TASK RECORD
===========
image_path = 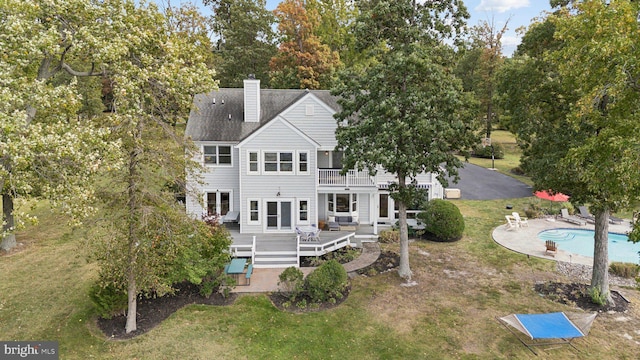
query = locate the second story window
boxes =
[248,151,259,173]
[264,151,294,173]
[298,151,309,174]
[204,145,231,165]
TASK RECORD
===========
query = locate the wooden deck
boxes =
[225,225,379,268]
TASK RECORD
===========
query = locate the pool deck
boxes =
[492,217,635,266]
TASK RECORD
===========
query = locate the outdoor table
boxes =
[226,258,247,282]
[298,226,318,240]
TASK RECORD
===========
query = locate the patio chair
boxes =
[295,227,309,241]
[545,240,557,256]
[577,206,596,224]
[512,212,529,227]
[609,214,624,225]
[505,215,518,230]
[559,209,587,226]
[308,228,322,242]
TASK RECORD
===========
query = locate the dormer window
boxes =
[204,145,232,165]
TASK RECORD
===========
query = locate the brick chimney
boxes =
[243,74,260,123]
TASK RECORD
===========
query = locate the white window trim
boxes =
[263,151,295,174]
[202,144,233,167]
[297,198,311,225]
[247,150,260,175]
[327,193,358,216]
[297,150,310,175]
[204,189,233,216]
[247,198,260,225]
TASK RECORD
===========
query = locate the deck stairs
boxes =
[253,237,298,268]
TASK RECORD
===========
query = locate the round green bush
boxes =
[304,259,348,303]
[472,142,504,159]
[278,266,305,301]
[417,199,465,242]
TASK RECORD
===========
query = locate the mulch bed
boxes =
[534,281,630,312]
[356,250,400,275]
[270,250,400,313]
[98,249,401,337]
[97,282,236,340]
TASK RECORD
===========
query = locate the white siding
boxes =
[243,79,260,123]
[239,118,317,233]
[280,95,337,149]
[317,193,327,221]
[358,193,371,224]
[185,143,240,217]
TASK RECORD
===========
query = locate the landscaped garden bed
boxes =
[97,282,236,340]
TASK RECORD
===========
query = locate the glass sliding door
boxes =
[265,200,293,231]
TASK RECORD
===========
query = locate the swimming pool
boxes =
[538,228,640,264]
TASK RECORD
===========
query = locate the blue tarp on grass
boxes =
[514,312,584,339]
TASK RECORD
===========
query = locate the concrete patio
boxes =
[492,216,635,266]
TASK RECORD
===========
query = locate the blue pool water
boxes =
[538,228,640,264]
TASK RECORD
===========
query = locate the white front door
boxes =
[265,199,293,232]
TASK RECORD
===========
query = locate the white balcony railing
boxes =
[318,169,376,187]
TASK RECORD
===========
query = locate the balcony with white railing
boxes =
[318,169,376,188]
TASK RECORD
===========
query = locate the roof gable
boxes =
[236,116,319,148]
[185,88,340,143]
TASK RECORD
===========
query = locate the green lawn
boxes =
[2,196,640,359]
[1,130,639,359]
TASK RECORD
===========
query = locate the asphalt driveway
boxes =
[444,163,533,200]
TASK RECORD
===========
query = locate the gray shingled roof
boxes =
[185,88,340,142]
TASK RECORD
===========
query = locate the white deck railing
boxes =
[230,236,255,261]
[298,233,354,257]
[318,169,376,187]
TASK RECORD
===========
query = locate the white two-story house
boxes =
[185,76,443,265]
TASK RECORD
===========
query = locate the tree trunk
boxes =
[125,119,144,333]
[486,101,493,139]
[1,58,52,252]
[591,208,613,305]
[125,271,137,333]
[396,175,412,282]
[1,192,16,251]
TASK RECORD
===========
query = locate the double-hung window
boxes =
[248,199,260,225]
[248,151,259,173]
[298,199,309,223]
[204,145,231,165]
[298,151,309,174]
[264,151,294,173]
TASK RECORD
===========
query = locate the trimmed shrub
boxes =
[304,260,348,303]
[417,199,465,242]
[472,142,505,159]
[609,262,640,279]
[278,267,305,301]
[524,204,542,218]
[89,283,127,319]
[378,229,399,243]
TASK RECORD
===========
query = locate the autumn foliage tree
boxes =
[270,0,341,89]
